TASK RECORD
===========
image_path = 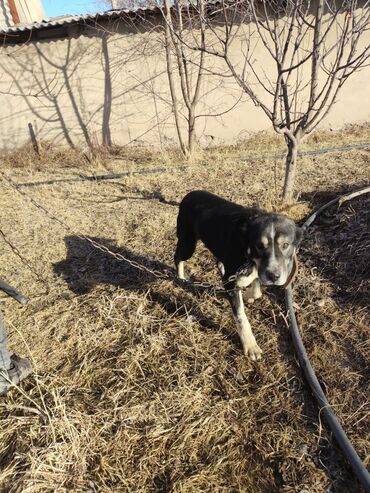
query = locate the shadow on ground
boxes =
[299,185,369,311]
[52,233,365,492]
[53,235,231,336]
[53,235,312,368]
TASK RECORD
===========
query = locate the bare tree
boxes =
[101,0,207,155]
[173,0,370,200]
[161,0,206,156]
[160,0,248,156]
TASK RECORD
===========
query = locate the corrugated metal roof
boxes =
[0,0,226,37]
[0,7,159,35]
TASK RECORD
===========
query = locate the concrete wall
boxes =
[0,13,369,151]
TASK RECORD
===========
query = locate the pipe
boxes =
[8,0,20,24]
[286,185,370,492]
[0,277,28,305]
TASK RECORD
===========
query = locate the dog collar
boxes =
[283,254,298,289]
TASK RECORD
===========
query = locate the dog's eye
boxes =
[282,242,290,249]
[256,242,266,250]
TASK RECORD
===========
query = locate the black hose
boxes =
[0,277,28,305]
[286,185,370,492]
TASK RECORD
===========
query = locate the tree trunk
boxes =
[188,108,196,154]
[282,137,299,203]
[163,0,188,157]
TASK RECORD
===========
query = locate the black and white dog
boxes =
[175,191,302,361]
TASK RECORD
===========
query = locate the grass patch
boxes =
[0,127,369,492]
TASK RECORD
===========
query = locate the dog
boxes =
[174,190,302,361]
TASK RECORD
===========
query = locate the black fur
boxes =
[175,190,302,284]
[174,190,303,359]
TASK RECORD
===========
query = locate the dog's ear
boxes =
[294,226,303,246]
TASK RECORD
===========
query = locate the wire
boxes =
[15,141,370,189]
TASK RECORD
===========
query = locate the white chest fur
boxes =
[235,267,258,288]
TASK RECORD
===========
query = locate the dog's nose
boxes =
[266,270,280,282]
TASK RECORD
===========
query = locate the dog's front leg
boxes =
[229,288,262,361]
[216,260,225,277]
[176,260,186,280]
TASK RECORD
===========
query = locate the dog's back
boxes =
[178,190,247,235]
[176,190,254,268]
[179,190,244,216]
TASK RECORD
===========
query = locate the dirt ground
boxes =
[0,127,369,493]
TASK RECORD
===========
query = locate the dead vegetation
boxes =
[3,124,370,173]
[0,128,369,493]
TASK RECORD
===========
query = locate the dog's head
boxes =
[245,214,302,286]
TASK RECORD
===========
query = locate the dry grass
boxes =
[4,124,370,173]
[0,128,369,493]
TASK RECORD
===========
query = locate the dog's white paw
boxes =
[244,343,262,361]
[254,290,262,300]
[244,283,262,304]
